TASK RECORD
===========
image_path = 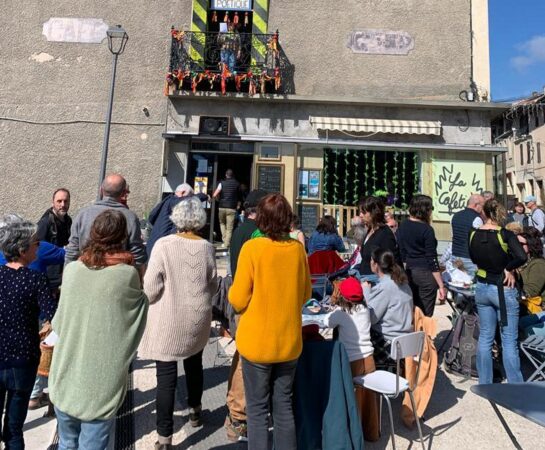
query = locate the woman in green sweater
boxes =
[49,210,148,450]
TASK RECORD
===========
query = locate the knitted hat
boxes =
[339,277,363,302]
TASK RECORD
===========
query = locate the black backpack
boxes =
[444,310,480,378]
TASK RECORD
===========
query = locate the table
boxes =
[471,382,545,449]
[471,382,545,427]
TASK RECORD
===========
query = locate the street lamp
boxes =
[97,24,129,200]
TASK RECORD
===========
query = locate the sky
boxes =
[489,0,545,101]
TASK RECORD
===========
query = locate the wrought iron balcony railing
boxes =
[166,29,294,96]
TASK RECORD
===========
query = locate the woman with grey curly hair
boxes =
[0,214,56,448]
[138,197,217,449]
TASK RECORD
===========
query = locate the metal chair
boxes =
[521,335,545,381]
[310,274,329,300]
[353,331,426,450]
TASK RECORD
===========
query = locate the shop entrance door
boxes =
[187,147,253,243]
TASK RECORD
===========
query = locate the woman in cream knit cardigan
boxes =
[139,197,217,450]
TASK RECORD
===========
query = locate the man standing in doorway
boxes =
[450,193,484,278]
[213,169,240,248]
[524,195,545,233]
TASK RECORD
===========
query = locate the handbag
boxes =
[521,296,544,315]
[37,322,54,377]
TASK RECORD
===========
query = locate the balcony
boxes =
[166,29,294,96]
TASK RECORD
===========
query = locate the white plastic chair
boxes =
[353,331,426,450]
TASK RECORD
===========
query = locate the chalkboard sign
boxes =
[256,164,283,194]
[298,204,320,236]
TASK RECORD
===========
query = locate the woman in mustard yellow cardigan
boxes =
[229,194,312,450]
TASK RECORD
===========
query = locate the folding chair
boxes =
[521,335,545,381]
[310,274,328,300]
[353,331,426,450]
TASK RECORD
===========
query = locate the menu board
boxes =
[256,164,283,194]
[298,204,320,236]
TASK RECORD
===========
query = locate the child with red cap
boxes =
[323,277,379,441]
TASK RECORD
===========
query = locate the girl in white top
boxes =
[323,277,373,361]
[323,277,379,441]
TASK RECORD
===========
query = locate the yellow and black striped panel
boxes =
[190,0,208,68]
[251,0,270,67]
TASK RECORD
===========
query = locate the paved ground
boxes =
[22,256,543,449]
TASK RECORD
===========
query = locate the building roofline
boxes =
[168,92,510,112]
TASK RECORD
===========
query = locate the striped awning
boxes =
[309,116,442,136]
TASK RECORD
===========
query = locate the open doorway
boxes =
[187,151,253,243]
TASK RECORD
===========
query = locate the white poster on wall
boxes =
[432,160,485,221]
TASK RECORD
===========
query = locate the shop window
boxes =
[258,144,281,160]
[298,169,322,200]
[323,149,419,208]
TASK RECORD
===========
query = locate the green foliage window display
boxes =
[322,148,420,207]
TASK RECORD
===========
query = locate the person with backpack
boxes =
[469,199,527,384]
[524,195,545,233]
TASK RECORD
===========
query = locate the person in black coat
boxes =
[397,195,446,317]
[358,196,400,284]
[146,184,192,257]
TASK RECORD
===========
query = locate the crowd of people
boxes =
[1,173,545,449]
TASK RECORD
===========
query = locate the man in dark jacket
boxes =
[450,193,484,278]
[224,189,267,442]
[213,169,240,248]
[146,183,193,257]
[36,188,72,290]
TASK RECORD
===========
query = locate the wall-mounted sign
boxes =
[211,0,253,11]
[432,160,485,221]
[347,29,414,55]
[42,18,109,43]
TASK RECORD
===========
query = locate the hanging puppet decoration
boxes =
[212,11,218,23]
[244,12,249,26]
[233,12,239,25]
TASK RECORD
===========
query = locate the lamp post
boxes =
[97,24,129,200]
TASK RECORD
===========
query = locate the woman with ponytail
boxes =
[49,210,148,449]
[469,199,526,384]
[363,248,413,363]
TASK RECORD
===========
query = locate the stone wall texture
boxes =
[1,0,479,219]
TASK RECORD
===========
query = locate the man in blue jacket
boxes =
[146,183,193,257]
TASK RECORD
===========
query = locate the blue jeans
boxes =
[360,274,380,285]
[221,49,236,72]
[55,408,114,450]
[475,282,523,384]
[0,363,38,450]
[31,374,48,399]
[520,311,545,336]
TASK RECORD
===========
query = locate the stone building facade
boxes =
[493,92,545,206]
[1,0,506,241]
